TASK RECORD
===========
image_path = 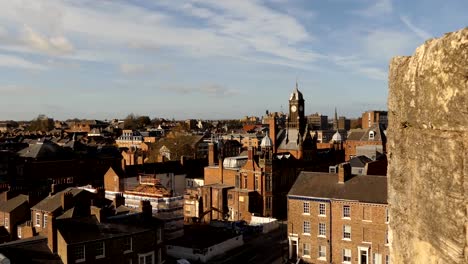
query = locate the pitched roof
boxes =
[349,155,373,168]
[288,172,387,204]
[0,195,28,213]
[17,140,65,159]
[31,188,86,212]
[57,215,153,244]
[0,236,62,263]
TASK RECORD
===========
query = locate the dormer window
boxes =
[369,131,375,140]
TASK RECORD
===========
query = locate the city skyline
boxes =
[0,0,466,120]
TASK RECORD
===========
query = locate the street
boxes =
[209,222,289,264]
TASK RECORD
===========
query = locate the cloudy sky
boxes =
[0,0,466,120]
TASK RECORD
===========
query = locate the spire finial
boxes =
[295,77,298,90]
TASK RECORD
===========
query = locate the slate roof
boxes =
[288,172,387,204]
[347,124,386,142]
[0,236,62,263]
[0,195,28,213]
[349,155,372,168]
[277,128,301,150]
[17,140,64,159]
[57,215,152,244]
[31,188,86,212]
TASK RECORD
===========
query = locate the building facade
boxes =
[287,164,389,264]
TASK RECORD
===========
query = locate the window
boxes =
[329,166,336,173]
[4,218,8,229]
[95,242,105,259]
[302,243,310,257]
[318,245,326,259]
[124,237,132,253]
[17,226,21,238]
[266,196,272,210]
[318,203,326,216]
[343,225,351,240]
[386,255,390,264]
[369,131,375,140]
[385,229,389,244]
[138,251,154,264]
[303,202,310,214]
[343,205,350,218]
[385,207,389,223]
[343,248,351,263]
[303,221,311,234]
[265,174,272,192]
[254,175,259,191]
[35,213,40,227]
[235,175,240,188]
[318,223,326,237]
[74,245,85,263]
[243,176,248,189]
[373,253,382,264]
[43,214,47,228]
[156,228,162,243]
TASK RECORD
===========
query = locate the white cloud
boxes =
[22,26,74,55]
[352,0,393,17]
[162,83,239,97]
[363,30,417,61]
[400,16,431,40]
[332,55,387,80]
[0,53,46,70]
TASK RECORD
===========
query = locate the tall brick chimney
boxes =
[61,192,73,211]
[47,213,57,253]
[338,163,351,184]
[114,192,125,208]
[247,146,254,160]
[208,143,216,166]
[140,200,152,219]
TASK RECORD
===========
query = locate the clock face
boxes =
[299,105,303,112]
[291,105,297,112]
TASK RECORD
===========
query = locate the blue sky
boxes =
[0,0,466,120]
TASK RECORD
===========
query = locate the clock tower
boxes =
[288,82,305,133]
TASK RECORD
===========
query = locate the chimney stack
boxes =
[247,146,254,160]
[338,162,351,184]
[208,143,216,166]
[61,192,73,211]
[114,193,125,208]
[140,200,152,219]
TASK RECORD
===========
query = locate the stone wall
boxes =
[387,27,467,263]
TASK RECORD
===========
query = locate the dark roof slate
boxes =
[0,195,28,213]
[288,172,387,204]
[31,188,86,212]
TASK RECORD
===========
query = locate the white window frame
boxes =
[343,205,351,219]
[4,217,8,229]
[43,214,47,228]
[386,255,390,264]
[35,213,41,227]
[373,253,382,264]
[302,243,310,257]
[138,251,155,264]
[95,241,105,259]
[385,229,389,245]
[318,245,326,260]
[343,248,351,263]
[75,244,86,263]
[303,202,310,214]
[17,226,22,238]
[343,225,351,240]
[303,221,311,235]
[124,237,133,253]
[318,203,326,216]
[318,223,326,237]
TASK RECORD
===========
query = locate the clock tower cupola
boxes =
[288,82,305,133]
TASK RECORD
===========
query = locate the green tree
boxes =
[29,114,54,131]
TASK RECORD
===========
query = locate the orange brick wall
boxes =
[288,197,389,263]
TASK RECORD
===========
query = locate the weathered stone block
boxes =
[388,27,467,264]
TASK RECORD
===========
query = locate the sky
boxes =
[0,0,466,121]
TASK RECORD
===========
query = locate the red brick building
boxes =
[287,163,389,264]
[344,124,386,161]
